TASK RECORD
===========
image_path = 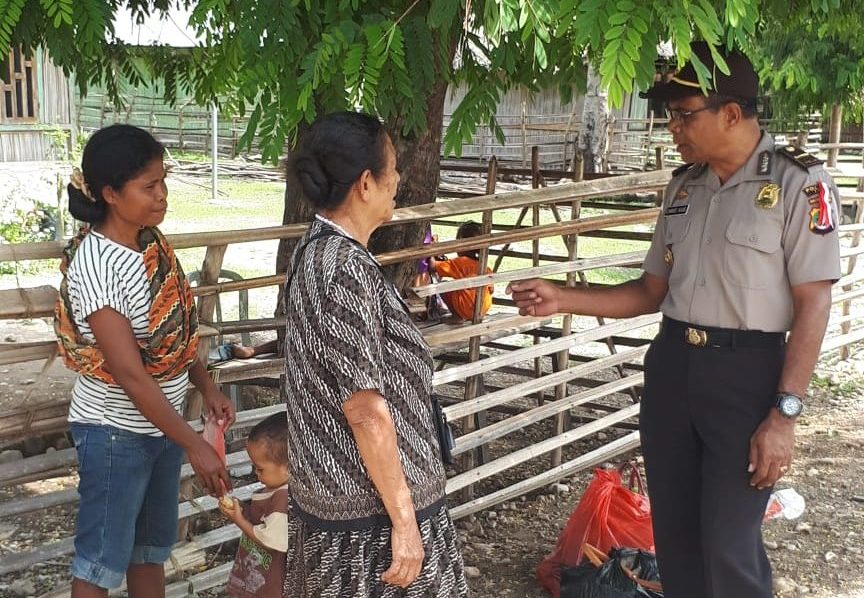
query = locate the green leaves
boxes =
[593,1,653,106]
[40,0,73,27]
[8,0,864,163]
[0,0,27,55]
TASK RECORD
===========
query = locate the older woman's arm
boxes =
[343,389,424,588]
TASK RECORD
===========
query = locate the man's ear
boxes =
[725,102,742,128]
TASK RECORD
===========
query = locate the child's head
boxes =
[456,220,484,260]
[247,412,290,489]
[68,124,166,226]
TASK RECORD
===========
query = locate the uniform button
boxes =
[699,279,706,286]
[749,234,758,242]
[706,236,712,245]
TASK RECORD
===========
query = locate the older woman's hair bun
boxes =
[293,153,334,208]
[291,111,388,211]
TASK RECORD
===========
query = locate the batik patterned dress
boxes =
[282,217,467,598]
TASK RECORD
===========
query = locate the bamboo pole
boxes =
[178,243,226,540]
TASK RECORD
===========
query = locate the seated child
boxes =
[219,412,291,598]
[429,220,493,321]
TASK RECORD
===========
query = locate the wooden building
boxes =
[0,47,76,162]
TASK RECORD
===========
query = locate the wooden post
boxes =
[521,89,529,167]
[177,243,227,540]
[655,146,665,206]
[654,146,665,170]
[643,113,655,169]
[840,198,864,360]
[827,104,842,168]
[177,106,185,151]
[551,197,581,467]
[485,156,498,196]
[531,146,544,404]
[461,208,494,499]
[796,129,809,150]
[571,149,584,183]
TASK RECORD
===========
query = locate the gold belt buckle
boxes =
[685,327,708,347]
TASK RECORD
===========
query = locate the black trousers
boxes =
[640,329,785,598]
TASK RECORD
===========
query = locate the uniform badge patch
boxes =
[675,188,689,201]
[755,183,780,209]
[664,246,674,265]
[806,181,837,235]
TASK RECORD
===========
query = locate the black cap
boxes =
[639,41,758,102]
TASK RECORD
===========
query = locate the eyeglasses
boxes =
[665,106,711,123]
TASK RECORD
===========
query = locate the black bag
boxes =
[431,395,455,465]
[560,547,663,598]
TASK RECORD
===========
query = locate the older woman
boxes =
[282,111,467,597]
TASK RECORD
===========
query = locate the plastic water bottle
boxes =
[764,488,806,521]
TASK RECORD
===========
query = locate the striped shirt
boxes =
[65,230,188,435]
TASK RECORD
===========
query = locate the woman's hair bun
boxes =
[294,153,333,207]
[67,183,107,224]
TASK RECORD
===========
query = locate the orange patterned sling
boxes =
[54,226,200,384]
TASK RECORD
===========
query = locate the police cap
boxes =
[640,41,758,102]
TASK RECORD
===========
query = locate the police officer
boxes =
[508,41,841,598]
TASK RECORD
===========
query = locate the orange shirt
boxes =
[434,256,493,320]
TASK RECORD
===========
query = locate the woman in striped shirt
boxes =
[54,124,235,597]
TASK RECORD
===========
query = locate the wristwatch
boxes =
[775,392,803,418]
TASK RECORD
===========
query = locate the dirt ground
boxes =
[0,320,862,597]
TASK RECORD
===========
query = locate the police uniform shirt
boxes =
[643,132,842,332]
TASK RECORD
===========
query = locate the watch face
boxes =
[779,395,803,417]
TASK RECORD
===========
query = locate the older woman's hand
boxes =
[382,521,425,587]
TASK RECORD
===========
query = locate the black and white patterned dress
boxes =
[282,217,468,598]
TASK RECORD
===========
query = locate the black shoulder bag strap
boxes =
[285,226,455,465]
[284,229,342,295]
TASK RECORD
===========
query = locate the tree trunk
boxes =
[827,103,842,168]
[579,64,611,174]
[274,30,458,333]
[371,71,451,291]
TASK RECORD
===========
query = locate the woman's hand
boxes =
[382,521,425,588]
[187,438,231,496]
[203,389,235,429]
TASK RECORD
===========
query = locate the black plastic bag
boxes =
[560,547,663,598]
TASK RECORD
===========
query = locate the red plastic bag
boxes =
[203,415,227,465]
[537,465,655,598]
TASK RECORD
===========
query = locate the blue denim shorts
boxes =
[70,423,184,589]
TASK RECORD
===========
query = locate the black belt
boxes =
[660,317,786,349]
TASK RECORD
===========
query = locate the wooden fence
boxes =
[0,166,862,595]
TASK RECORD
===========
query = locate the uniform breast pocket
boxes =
[723,219,783,289]
[663,216,691,246]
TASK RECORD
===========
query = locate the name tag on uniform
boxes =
[664,205,689,216]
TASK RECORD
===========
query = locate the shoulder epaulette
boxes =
[672,163,694,177]
[776,145,823,170]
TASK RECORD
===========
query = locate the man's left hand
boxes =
[203,389,236,429]
[748,410,796,490]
